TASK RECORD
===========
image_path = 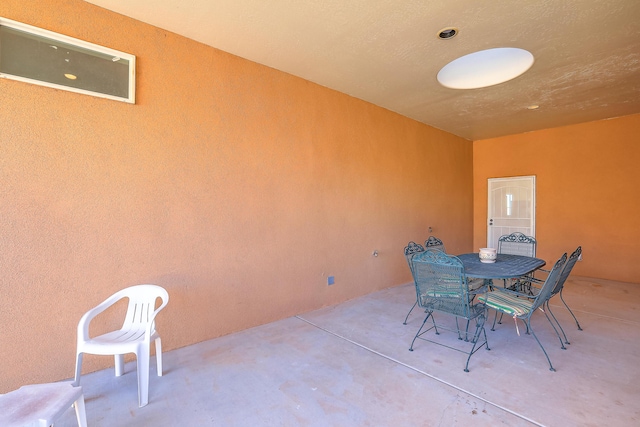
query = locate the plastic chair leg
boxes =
[137,345,150,407]
[115,354,125,376]
[74,353,83,386]
[74,392,88,427]
[155,337,163,376]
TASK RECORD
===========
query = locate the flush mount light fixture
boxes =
[437,27,458,40]
[437,47,534,89]
[527,104,540,110]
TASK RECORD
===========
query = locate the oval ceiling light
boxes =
[437,47,534,89]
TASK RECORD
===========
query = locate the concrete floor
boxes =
[56,276,639,426]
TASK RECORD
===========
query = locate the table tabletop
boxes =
[0,382,85,426]
[457,253,546,279]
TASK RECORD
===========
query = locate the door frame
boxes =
[487,175,536,248]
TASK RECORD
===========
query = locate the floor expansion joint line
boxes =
[295,315,545,427]
[551,309,639,325]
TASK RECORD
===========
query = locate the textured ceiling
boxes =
[84,0,640,140]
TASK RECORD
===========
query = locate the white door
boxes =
[487,176,536,248]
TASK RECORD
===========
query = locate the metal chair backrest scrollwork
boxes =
[497,232,537,257]
[424,236,446,253]
[404,241,425,275]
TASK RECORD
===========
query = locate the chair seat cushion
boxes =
[477,290,533,317]
[422,290,461,298]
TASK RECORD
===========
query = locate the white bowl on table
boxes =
[479,248,497,263]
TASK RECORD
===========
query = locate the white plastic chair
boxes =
[0,382,87,427]
[74,284,169,407]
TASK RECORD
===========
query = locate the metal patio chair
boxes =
[409,249,490,372]
[554,246,583,331]
[403,237,448,325]
[478,253,567,371]
[529,246,583,347]
[492,232,538,326]
[403,241,425,325]
[497,232,537,289]
[497,232,537,257]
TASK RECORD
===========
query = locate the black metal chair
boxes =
[402,241,425,325]
[409,249,490,372]
[497,232,537,257]
[493,232,538,327]
[403,237,447,325]
[555,246,583,331]
[498,232,537,290]
[530,246,583,347]
[478,253,567,371]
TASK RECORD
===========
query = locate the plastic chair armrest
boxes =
[77,293,126,340]
[143,299,169,340]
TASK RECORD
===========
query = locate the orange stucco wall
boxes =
[0,0,474,391]
[473,114,640,283]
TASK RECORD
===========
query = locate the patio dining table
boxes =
[457,253,546,282]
